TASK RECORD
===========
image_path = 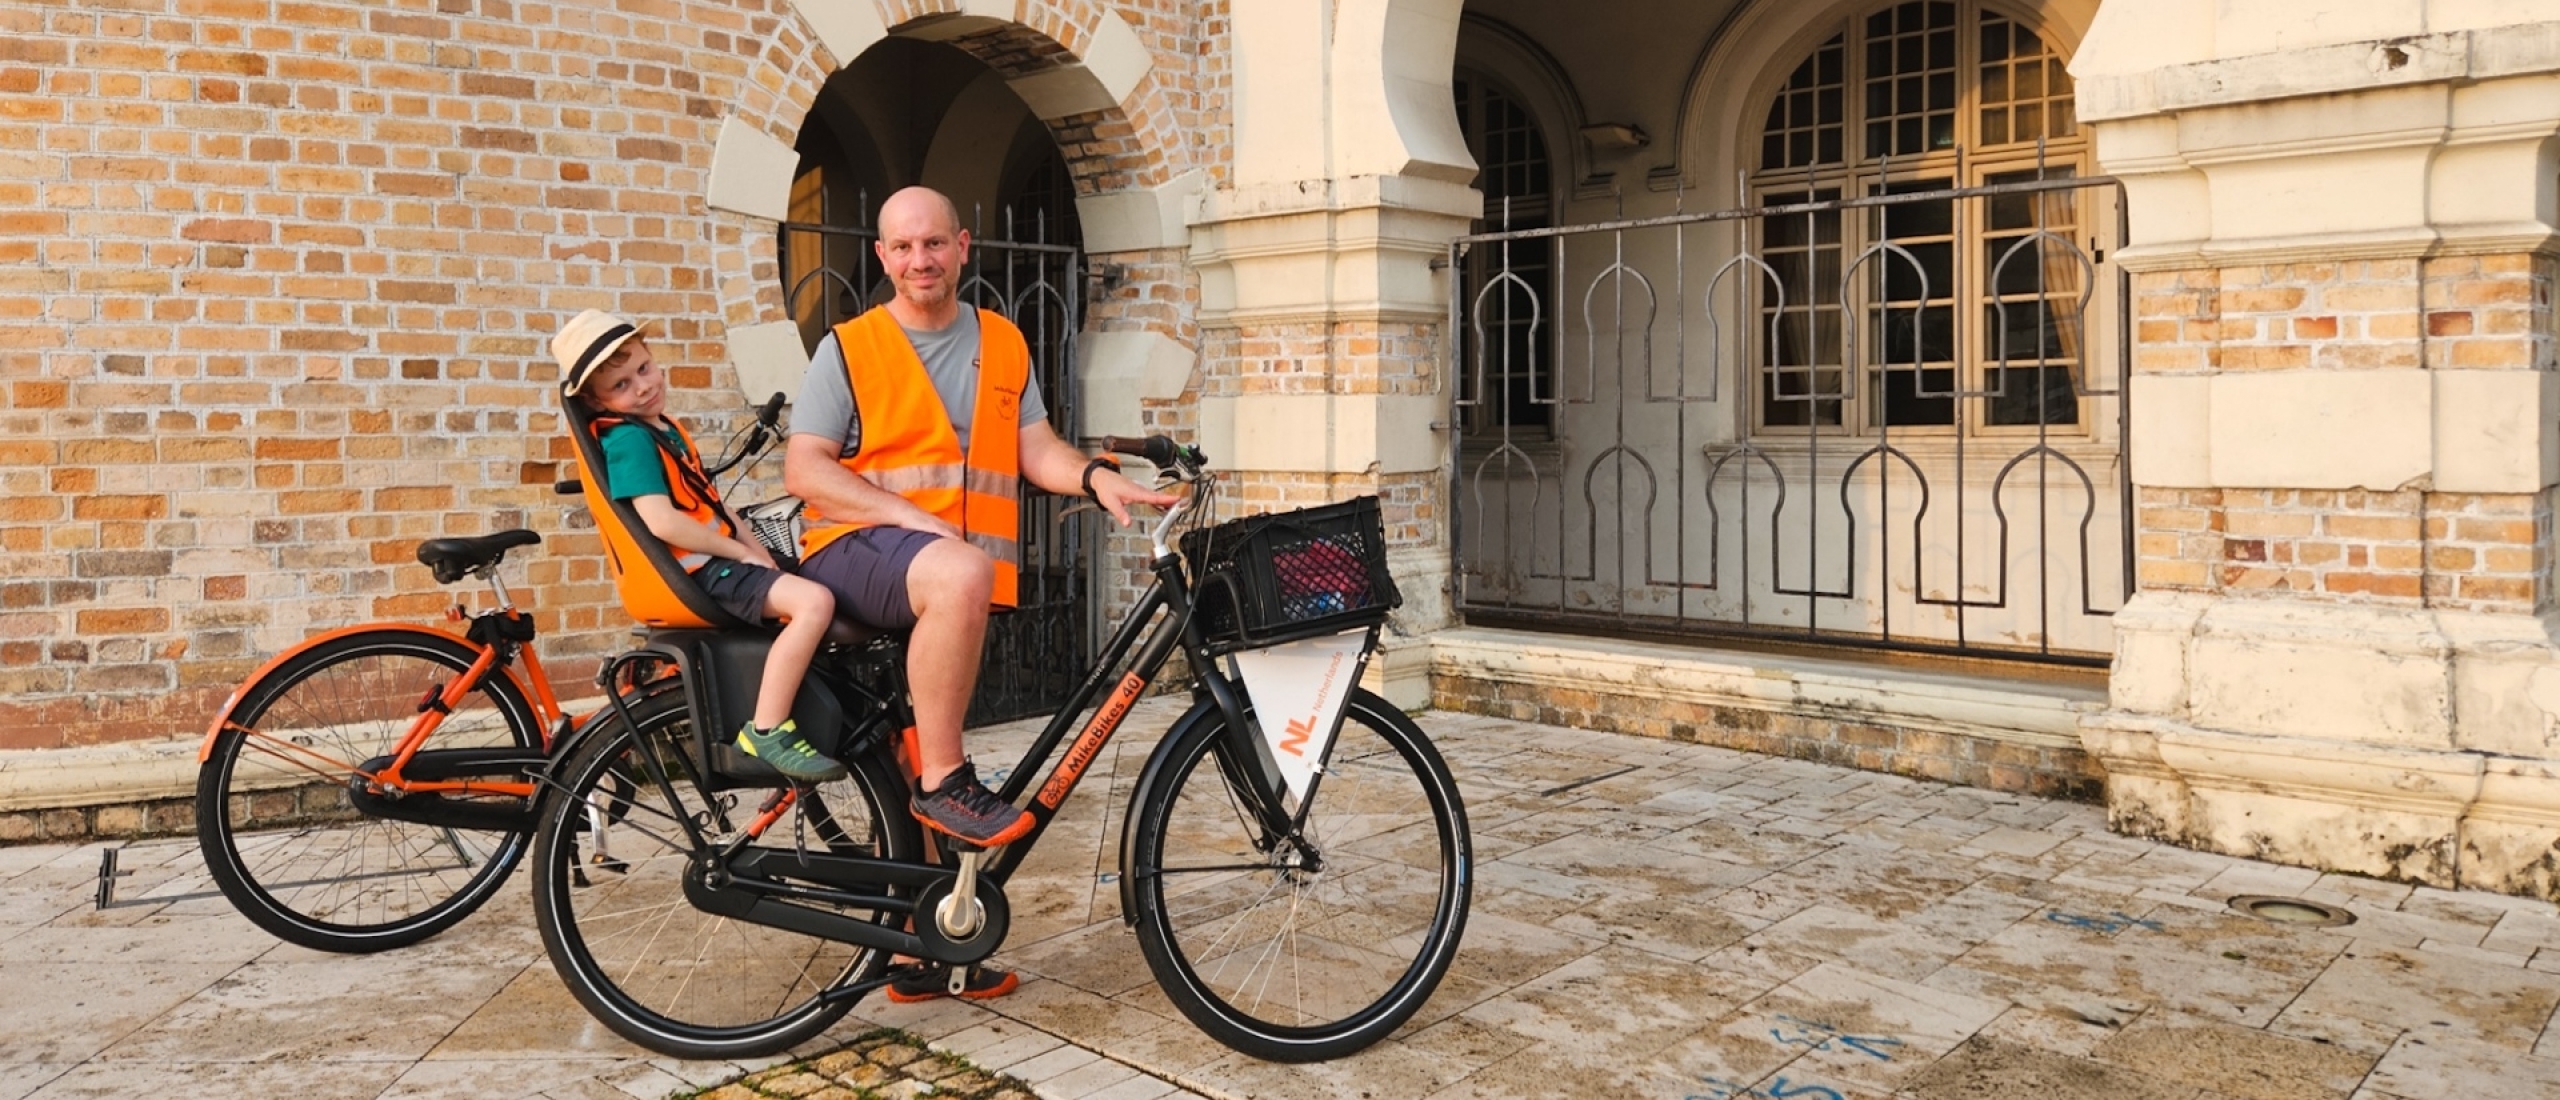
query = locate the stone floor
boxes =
[4,699,2559,1099]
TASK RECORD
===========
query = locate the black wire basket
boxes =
[739,497,803,568]
[1180,495,1401,654]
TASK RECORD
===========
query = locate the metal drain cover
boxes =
[2227,895,2355,927]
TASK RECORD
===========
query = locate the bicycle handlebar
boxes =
[706,392,790,479]
[1101,434,1207,477]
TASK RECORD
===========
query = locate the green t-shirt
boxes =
[597,419,694,502]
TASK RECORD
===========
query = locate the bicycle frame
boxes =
[615,478,1379,967]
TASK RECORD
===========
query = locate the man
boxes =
[784,185,1175,852]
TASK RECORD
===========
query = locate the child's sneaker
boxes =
[733,719,846,782]
[911,761,1033,846]
[885,963,1019,1004]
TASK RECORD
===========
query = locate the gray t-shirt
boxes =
[790,309,1047,457]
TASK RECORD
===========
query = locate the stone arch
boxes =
[695,0,1195,397]
[1656,0,2100,202]
[1456,13,1591,198]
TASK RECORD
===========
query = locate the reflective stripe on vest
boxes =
[801,306,1027,607]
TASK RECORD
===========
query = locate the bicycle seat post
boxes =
[481,566,518,613]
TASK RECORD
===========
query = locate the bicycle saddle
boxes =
[417,529,542,583]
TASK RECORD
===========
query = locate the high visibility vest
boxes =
[581,413,739,628]
[801,307,1025,607]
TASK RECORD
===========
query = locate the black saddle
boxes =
[416,529,542,584]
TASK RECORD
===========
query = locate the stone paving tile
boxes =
[377,1058,647,1099]
[2091,1014,2377,1100]
[1897,1035,2209,1100]
[24,1059,408,1098]
[1742,903,1981,983]
[0,961,241,1064]
[1723,961,2012,1095]
[99,955,525,1064]
[1971,1003,2124,1058]
[0,1067,69,1100]
[2278,940,2560,1052]
[2362,1033,2560,1100]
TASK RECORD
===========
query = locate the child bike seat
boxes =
[560,393,765,631]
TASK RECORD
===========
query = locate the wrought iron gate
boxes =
[1449,174,2131,665]
[780,209,1093,723]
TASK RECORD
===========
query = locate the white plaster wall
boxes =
[1229,0,1333,186]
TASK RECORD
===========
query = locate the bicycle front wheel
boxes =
[196,628,541,953]
[1127,688,1472,1062]
[531,690,918,1060]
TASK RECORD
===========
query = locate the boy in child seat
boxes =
[554,309,846,782]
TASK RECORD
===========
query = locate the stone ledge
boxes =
[2079,711,2560,899]
[0,692,612,845]
[0,733,203,814]
[1430,627,2106,800]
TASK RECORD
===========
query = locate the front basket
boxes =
[1179,495,1402,654]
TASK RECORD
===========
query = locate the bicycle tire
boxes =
[531,689,919,1060]
[1127,688,1472,1062]
[195,627,542,953]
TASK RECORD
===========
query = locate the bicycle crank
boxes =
[912,858,1008,964]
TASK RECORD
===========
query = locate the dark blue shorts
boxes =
[795,526,938,630]
[692,558,785,626]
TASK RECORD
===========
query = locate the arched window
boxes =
[1455,68,1557,435]
[1750,1,2092,434]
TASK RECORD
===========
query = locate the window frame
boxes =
[1453,66,1563,443]
[1744,0,2099,441]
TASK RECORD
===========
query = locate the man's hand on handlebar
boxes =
[1088,465,1181,527]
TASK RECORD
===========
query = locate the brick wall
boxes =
[0,0,1207,754]
[2130,254,2558,615]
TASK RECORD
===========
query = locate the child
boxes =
[553,309,845,782]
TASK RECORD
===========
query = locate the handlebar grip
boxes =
[1101,435,1179,467]
[553,478,583,496]
[755,391,787,428]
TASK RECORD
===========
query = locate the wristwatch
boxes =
[1080,455,1121,501]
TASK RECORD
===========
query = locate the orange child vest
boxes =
[800,306,1027,607]
[582,414,736,627]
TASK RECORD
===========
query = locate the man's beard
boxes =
[899,277,953,309]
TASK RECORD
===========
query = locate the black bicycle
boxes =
[526,434,1473,1063]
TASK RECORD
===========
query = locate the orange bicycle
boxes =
[193,398,786,953]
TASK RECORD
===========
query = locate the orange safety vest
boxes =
[582,413,738,627]
[801,307,1026,607]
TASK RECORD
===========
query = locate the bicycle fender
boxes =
[197,624,512,763]
[1115,695,1229,926]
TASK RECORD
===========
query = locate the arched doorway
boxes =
[780,36,1091,725]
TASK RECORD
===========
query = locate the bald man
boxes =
[784,187,1174,1000]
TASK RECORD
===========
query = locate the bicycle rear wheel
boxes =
[531,690,918,1060]
[196,628,541,953]
[1127,688,1472,1062]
